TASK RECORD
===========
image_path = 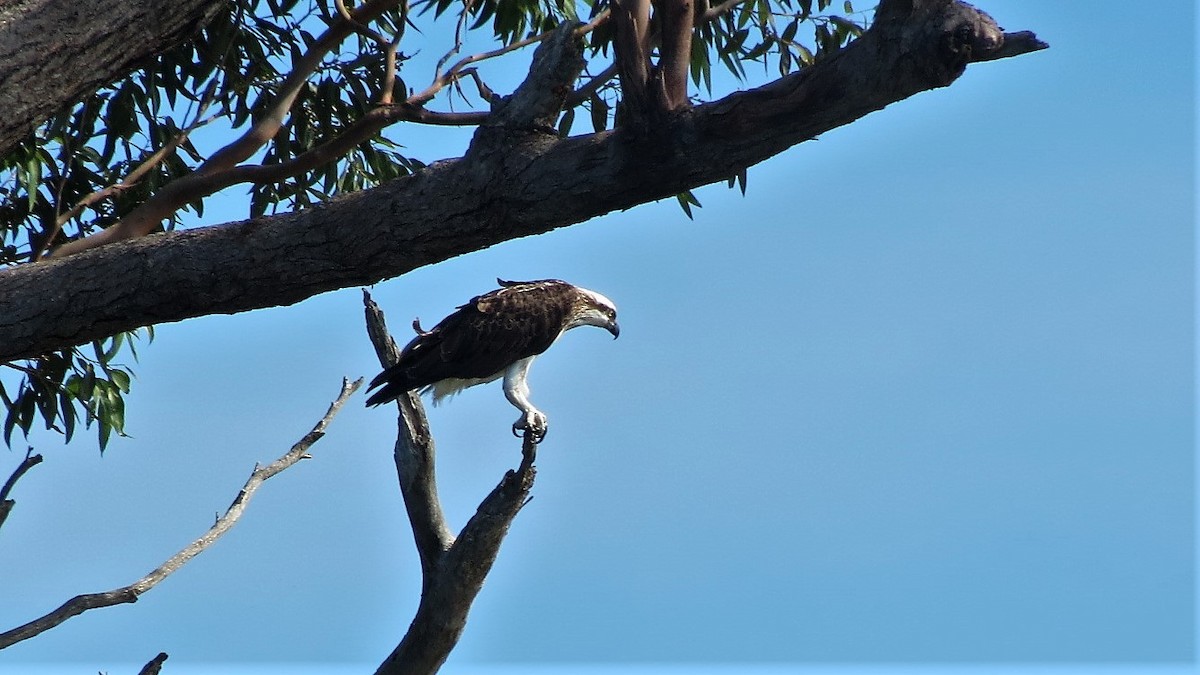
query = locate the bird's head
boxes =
[568,286,620,339]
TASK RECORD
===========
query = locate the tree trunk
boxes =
[0,0,1045,362]
[0,0,227,155]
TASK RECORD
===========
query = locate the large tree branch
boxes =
[0,0,227,156]
[362,292,539,675]
[0,378,362,650]
[0,1,1046,363]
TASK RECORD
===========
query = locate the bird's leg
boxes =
[503,357,547,443]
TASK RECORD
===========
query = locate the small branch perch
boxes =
[137,652,169,675]
[362,290,540,675]
[0,378,362,650]
[0,448,43,532]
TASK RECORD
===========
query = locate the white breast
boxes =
[423,372,505,405]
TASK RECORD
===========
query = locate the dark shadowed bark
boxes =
[0,0,1046,363]
[0,0,228,156]
[363,291,539,675]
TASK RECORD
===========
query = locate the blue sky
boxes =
[0,0,1194,672]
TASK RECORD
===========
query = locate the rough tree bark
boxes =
[0,0,228,156]
[0,0,1046,362]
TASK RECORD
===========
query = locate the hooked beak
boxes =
[607,320,620,339]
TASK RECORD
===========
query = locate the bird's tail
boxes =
[364,366,419,407]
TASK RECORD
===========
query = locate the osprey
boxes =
[366,278,619,441]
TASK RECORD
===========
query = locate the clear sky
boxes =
[0,1,1194,672]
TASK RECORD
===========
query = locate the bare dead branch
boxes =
[411,29,550,107]
[0,447,42,503]
[137,652,169,675]
[409,9,610,108]
[0,378,362,650]
[363,290,453,581]
[456,68,500,105]
[362,291,541,675]
[0,447,42,532]
[375,435,537,675]
[566,62,619,108]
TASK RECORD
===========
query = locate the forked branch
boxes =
[0,378,362,650]
[362,290,540,675]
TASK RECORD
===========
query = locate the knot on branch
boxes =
[878,0,1047,89]
[483,21,586,134]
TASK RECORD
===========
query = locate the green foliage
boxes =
[674,190,702,219]
[0,0,869,450]
[1,329,150,452]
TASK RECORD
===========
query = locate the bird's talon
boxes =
[513,412,547,443]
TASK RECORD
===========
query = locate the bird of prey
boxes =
[366,278,619,441]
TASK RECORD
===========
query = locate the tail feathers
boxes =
[365,365,420,407]
[364,381,408,407]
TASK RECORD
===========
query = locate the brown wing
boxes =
[365,280,575,406]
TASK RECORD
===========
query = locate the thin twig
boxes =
[412,28,546,106]
[0,448,43,532]
[566,62,619,108]
[409,11,610,108]
[336,0,391,43]
[34,98,219,262]
[703,0,749,21]
[0,447,42,504]
[0,378,363,650]
[335,0,409,106]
